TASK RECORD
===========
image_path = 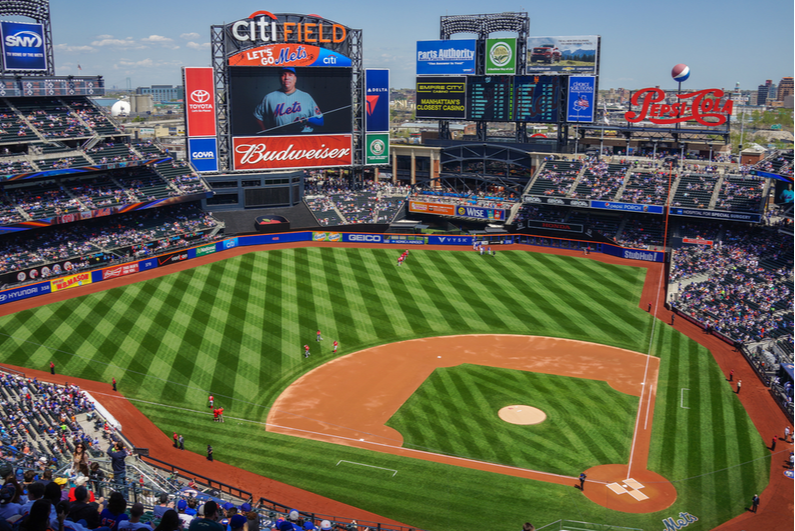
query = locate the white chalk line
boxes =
[337,460,397,477]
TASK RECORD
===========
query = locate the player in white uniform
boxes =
[254,67,324,134]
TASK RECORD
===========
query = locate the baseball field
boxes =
[0,246,771,530]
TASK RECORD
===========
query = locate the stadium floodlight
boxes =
[0,0,50,21]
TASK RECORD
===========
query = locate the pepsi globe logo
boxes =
[672,64,690,83]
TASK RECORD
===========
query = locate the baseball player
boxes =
[254,67,324,134]
[333,340,338,353]
[304,345,310,358]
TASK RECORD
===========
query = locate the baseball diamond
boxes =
[0,243,774,531]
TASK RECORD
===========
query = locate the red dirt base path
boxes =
[0,242,791,529]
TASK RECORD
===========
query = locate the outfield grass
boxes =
[0,248,769,530]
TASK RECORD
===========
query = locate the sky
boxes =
[32,0,794,92]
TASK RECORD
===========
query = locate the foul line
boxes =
[627,263,665,479]
[336,460,397,477]
[680,388,690,409]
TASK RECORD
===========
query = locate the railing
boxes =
[140,455,252,502]
[256,497,424,531]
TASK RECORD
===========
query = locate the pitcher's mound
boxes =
[498,405,546,425]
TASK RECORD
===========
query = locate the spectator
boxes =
[188,501,223,531]
[117,503,149,531]
[66,486,100,529]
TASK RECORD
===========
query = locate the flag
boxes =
[603,101,609,125]
[77,64,82,71]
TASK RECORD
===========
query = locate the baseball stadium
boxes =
[0,4,792,531]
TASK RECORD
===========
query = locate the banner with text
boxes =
[232,135,352,170]
[485,38,517,75]
[51,272,93,293]
[416,40,476,75]
[591,201,664,214]
[365,69,390,132]
[670,207,761,223]
[184,67,217,137]
[1,22,47,72]
[415,77,466,119]
[566,76,596,123]
[365,133,389,165]
[188,137,219,173]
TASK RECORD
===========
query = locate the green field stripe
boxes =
[345,248,402,339]
[381,255,450,336]
[329,248,382,345]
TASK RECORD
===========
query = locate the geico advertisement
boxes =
[233,134,352,170]
[51,272,92,292]
[342,233,383,243]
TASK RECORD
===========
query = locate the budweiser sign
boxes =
[102,263,140,280]
[233,135,352,170]
[625,88,733,126]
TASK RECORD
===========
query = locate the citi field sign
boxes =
[229,11,348,45]
[625,88,733,126]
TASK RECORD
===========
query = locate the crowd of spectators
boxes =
[570,160,629,201]
[0,203,220,277]
[621,171,671,205]
[304,177,409,226]
[615,215,665,249]
[671,226,793,345]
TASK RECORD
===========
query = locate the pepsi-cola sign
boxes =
[625,88,733,126]
[1,22,47,72]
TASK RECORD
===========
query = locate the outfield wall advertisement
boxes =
[0,233,667,306]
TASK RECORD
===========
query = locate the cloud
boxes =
[91,37,144,50]
[186,41,210,50]
[95,34,113,39]
[54,44,95,53]
[119,58,154,67]
[180,32,200,40]
[142,35,173,44]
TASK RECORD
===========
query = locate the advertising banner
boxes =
[241,232,311,245]
[453,205,506,221]
[232,134,352,171]
[365,133,389,165]
[365,69,389,132]
[138,258,158,271]
[312,232,341,242]
[184,67,217,137]
[527,36,599,75]
[228,44,351,68]
[670,208,761,223]
[8,259,84,284]
[427,235,472,246]
[228,66,352,137]
[566,76,596,123]
[51,272,93,293]
[223,13,352,58]
[683,238,713,246]
[525,220,584,233]
[0,282,51,306]
[101,263,140,280]
[591,201,664,214]
[601,245,665,263]
[523,196,591,208]
[415,77,466,119]
[222,237,239,250]
[343,233,384,243]
[485,38,517,75]
[194,243,218,257]
[157,251,189,267]
[0,22,47,72]
[188,138,219,173]
[384,238,425,245]
[416,40,476,75]
[408,201,455,216]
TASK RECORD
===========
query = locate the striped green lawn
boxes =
[0,248,768,530]
[387,365,638,475]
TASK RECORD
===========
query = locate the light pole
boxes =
[738,108,746,169]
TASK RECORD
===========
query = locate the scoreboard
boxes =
[462,74,560,123]
[514,75,560,123]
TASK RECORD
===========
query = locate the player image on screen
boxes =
[253,67,324,134]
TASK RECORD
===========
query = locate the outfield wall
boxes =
[0,232,665,307]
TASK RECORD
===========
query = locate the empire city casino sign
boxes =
[624,88,733,126]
